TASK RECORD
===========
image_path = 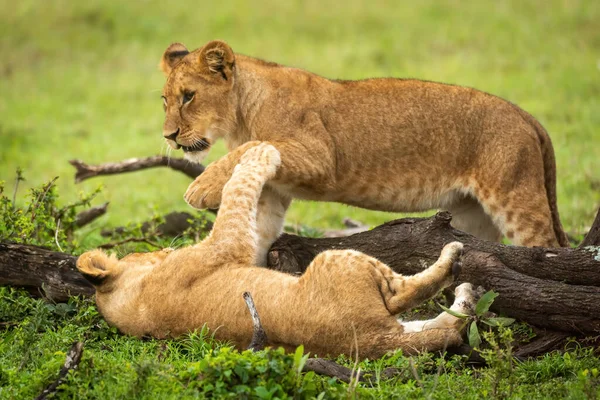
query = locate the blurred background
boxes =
[1,0,598,235]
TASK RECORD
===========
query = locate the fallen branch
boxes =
[0,242,92,302]
[75,202,109,228]
[101,211,213,238]
[35,341,84,400]
[69,156,204,183]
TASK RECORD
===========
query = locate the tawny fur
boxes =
[77,144,476,359]
[159,40,569,258]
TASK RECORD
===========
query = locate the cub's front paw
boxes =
[184,167,228,209]
[240,144,281,179]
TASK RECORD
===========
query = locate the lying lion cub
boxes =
[159,40,569,263]
[77,144,476,359]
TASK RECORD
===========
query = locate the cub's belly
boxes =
[271,175,465,213]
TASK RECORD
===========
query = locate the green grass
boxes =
[1,0,598,230]
[2,1,600,398]
[2,287,600,399]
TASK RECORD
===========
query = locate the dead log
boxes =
[69,156,204,183]
[2,210,600,334]
[267,210,600,334]
[0,242,92,302]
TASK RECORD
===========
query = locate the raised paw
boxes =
[433,242,464,289]
[239,144,281,180]
[183,164,229,209]
[440,241,464,262]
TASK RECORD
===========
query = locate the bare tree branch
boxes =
[74,202,109,228]
[69,156,204,183]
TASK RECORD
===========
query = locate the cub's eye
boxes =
[182,91,195,104]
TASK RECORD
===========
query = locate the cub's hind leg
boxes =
[375,242,464,314]
[400,283,477,333]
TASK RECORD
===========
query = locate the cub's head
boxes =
[76,248,173,321]
[160,40,236,163]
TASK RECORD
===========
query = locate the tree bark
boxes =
[0,242,93,302]
[2,210,600,334]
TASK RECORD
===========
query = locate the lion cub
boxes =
[159,40,569,261]
[77,144,476,359]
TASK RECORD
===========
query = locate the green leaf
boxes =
[294,345,307,375]
[475,291,499,316]
[438,303,469,319]
[481,317,515,327]
[468,321,482,348]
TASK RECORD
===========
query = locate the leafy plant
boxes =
[0,170,102,253]
[439,290,515,348]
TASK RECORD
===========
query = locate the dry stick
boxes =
[74,202,109,228]
[35,341,84,400]
[243,292,268,351]
[69,156,205,183]
[98,237,162,250]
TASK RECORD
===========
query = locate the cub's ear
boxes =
[76,250,117,286]
[160,42,189,76]
[199,40,235,81]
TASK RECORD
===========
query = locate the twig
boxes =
[12,167,24,207]
[35,341,84,400]
[54,219,64,252]
[302,358,402,384]
[348,322,361,393]
[29,177,59,222]
[75,202,109,228]
[243,292,268,351]
[69,156,205,183]
[98,237,162,249]
[408,358,423,388]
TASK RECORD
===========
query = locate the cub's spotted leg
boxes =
[203,144,281,265]
[375,242,464,314]
[400,283,477,333]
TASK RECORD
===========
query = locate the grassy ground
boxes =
[1,0,600,398]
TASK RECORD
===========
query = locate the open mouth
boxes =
[179,139,210,153]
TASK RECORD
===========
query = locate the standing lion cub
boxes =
[77,144,478,359]
[159,40,568,263]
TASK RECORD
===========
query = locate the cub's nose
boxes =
[164,128,180,141]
